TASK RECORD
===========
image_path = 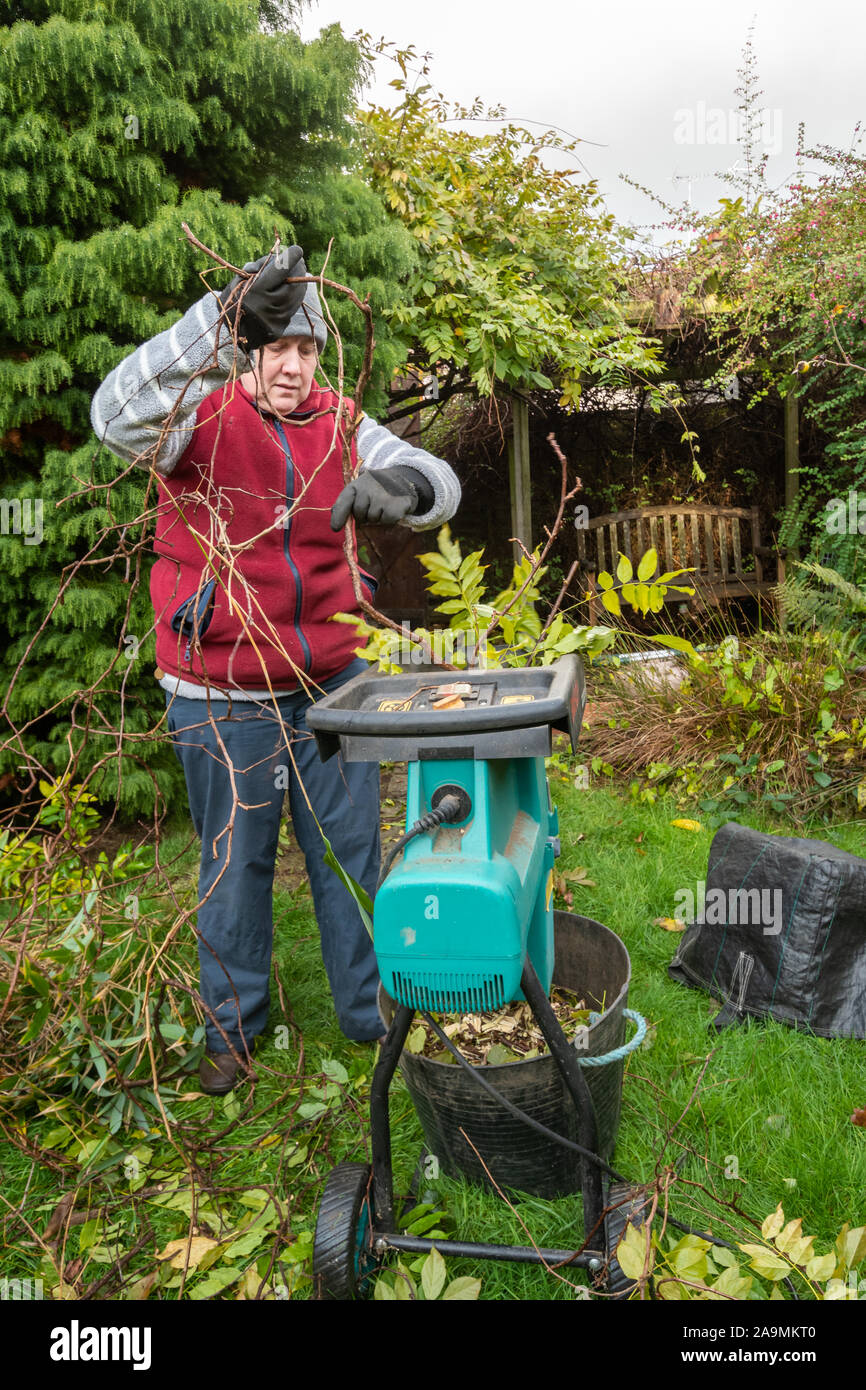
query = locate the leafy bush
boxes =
[0,777,205,1133]
[0,775,151,918]
[586,631,866,822]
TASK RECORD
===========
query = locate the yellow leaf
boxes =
[806,1252,836,1281]
[616,552,633,584]
[785,1235,815,1266]
[614,1222,650,1281]
[441,1276,482,1300]
[157,1235,220,1270]
[51,1281,79,1300]
[775,1217,803,1252]
[670,819,702,832]
[840,1225,866,1271]
[749,1252,791,1280]
[761,1204,785,1242]
[600,588,621,616]
[236,1266,269,1300]
[125,1272,158,1301]
[637,547,658,582]
[654,916,687,932]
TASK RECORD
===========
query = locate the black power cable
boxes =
[376,793,463,894]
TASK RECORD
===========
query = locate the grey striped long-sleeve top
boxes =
[90,290,461,531]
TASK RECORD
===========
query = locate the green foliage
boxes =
[333,526,696,672]
[0,774,152,917]
[0,0,417,816]
[374,1246,481,1301]
[595,546,696,628]
[356,48,668,409]
[0,864,191,1135]
[615,1203,866,1301]
[777,559,866,659]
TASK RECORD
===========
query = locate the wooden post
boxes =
[508,395,532,564]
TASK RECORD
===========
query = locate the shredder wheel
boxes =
[313,1162,379,1300]
[603,1181,650,1299]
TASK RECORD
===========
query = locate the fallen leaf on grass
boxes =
[671,818,703,832]
[553,868,596,899]
[157,1236,220,1270]
[851,1106,866,1127]
[654,916,687,932]
[42,1193,76,1243]
[126,1272,159,1300]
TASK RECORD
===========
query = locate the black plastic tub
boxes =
[379,911,631,1200]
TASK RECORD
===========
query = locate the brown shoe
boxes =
[199,1050,244,1095]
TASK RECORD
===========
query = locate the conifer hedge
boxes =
[0,0,416,817]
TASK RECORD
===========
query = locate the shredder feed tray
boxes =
[306,656,585,761]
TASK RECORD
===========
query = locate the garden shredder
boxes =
[306,656,648,1298]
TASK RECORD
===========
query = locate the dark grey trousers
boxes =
[164,659,382,1050]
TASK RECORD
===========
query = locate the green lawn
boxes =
[1,781,864,1301]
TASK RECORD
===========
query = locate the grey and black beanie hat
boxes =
[282,280,328,354]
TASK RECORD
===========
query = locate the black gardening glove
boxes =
[330,466,434,530]
[217,247,308,352]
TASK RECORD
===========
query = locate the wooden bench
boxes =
[575,504,781,622]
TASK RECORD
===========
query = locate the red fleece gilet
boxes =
[150,381,373,691]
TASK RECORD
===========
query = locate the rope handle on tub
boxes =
[573,1008,647,1066]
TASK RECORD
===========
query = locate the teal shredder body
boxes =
[373,756,560,1011]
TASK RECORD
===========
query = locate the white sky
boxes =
[299,0,865,244]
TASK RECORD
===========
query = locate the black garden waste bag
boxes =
[668,822,866,1037]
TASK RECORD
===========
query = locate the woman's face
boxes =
[250,335,318,415]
